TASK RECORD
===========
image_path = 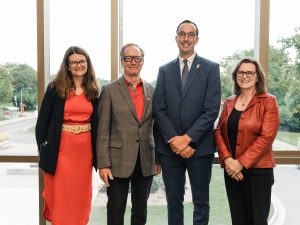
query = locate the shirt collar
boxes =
[123,76,143,86]
[179,52,196,64]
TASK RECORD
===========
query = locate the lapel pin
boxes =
[197,64,200,69]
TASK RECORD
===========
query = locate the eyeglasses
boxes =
[69,60,87,67]
[122,56,144,63]
[237,71,256,78]
[177,31,197,39]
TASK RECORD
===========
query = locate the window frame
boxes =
[1,1,300,225]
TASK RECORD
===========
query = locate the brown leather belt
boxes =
[62,123,91,134]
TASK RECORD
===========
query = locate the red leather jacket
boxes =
[215,93,280,169]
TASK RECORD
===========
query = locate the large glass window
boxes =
[0,1,38,224]
[269,0,300,150]
[1,1,299,225]
[122,0,255,87]
[49,1,109,223]
[269,1,300,224]
[0,163,39,225]
[88,1,255,224]
[0,0,37,156]
[50,0,111,83]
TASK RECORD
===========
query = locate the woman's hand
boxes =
[224,157,244,181]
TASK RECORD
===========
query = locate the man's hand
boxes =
[168,134,192,154]
[179,146,196,158]
[99,168,114,187]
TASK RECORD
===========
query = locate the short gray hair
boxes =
[120,43,144,60]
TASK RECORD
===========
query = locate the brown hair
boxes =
[231,58,267,95]
[52,46,99,100]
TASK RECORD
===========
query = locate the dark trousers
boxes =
[106,158,153,225]
[224,170,274,225]
[159,154,214,225]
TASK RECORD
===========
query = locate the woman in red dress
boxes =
[36,46,99,225]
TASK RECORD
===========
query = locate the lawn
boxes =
[276,130,300,146]
[88,165,232,225]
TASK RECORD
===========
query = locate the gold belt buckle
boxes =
[71,125,81,134]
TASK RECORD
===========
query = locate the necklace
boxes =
[240,93,255,107]
[241,96,248,107]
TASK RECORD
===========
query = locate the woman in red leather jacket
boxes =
[215,58,280,225]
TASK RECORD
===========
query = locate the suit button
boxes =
[136,140,139,143]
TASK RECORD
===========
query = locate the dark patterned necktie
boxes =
[182,59,189,90]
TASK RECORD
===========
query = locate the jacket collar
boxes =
[226,93,268,110]
[116,76,149,124]
[171,54,202,97]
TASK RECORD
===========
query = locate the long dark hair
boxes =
[52,46,99,100]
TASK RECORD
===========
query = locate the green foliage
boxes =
[275,27,300,131]
[219,50,254,99]
[0,65,14,105]
[268,46,291,106]
[219,28,300,131]
[1,63,37,110]
[98,78,110,87]
[279,26,300,64]
[276,131,300,146]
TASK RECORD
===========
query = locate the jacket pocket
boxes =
[109,140,122,148]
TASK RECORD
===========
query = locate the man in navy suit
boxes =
[153,20,221,225]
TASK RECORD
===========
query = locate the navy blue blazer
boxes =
[35,84,99,174]
[153,54,221,157]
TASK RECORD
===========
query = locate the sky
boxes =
[0,0,299,82]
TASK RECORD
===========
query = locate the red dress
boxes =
[43,92,93,225]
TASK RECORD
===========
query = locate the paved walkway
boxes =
[272,165,300,225]
[273,140,298,150]
[0,111,37,126]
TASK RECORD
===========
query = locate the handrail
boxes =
[0,155,39,163]
[1,150,299,164]
[213,150,300,164]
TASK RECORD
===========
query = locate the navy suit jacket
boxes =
[153,54,221,157]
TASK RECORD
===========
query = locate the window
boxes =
[0,0,37,156]
[1,1,300,225]
[50,0,111,82]
[269,1,300,224]
[122,0,255,86]
[269,0,300,150]
[92,1,256,224]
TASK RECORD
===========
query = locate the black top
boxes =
[227,107,242,158]
[226,107,272,174]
